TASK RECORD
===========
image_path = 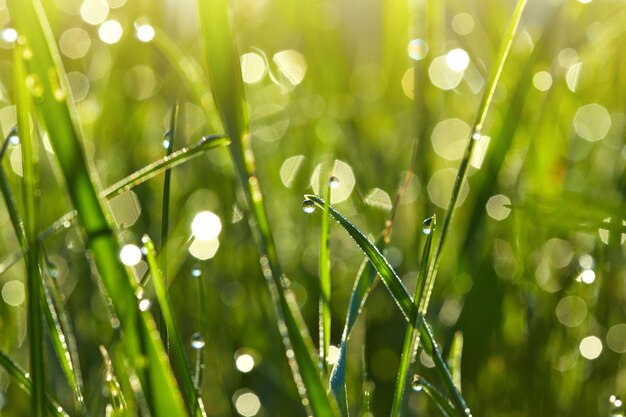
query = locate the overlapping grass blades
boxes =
[391,215,436,416]
[13,39,45,417]
[0,350,68,417]
[143,235,206,416]
[304,195,468,415]
[6,1,187,415]
[197,0,339,414]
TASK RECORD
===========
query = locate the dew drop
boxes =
[191,332,205,349]
[162,139,170,149]
[302,199,315,214]
[25,74,44,102]
[8,134,19,145]
[422,217,434,235]
[329,176,340,189]
[191,266,202,277]
[412,375,424,392]
[138,298,151,311]
[471,131,482,141]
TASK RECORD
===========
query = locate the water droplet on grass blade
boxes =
[422,217,434,234]
[162,139,170,149]
[191,266,202,277]
[302,199,315,214]
[412,375,424,392]
[471,131,482,141]
[329,176,340,189]
[138,298,151,311]
[8,134,19,145]
[191,332,205,349]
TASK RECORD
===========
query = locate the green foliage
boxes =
[0,0,625,416]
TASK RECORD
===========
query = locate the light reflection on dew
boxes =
[573,103,611,142]
[428,55,463,90]
[1,28,18,43]
[235,351,256,373]
[138,298,151,312]
[241,52,266,84]
[272,49,307,86]
[119,244,142,266]
[98,20,123,45]
[191,332,205,349]
[364,188,392,211]
[446,48,470,72]
[310,160,355,204]
[233,390,261,417]
[452,13,475,35]
[532,71,552,91]
[431,118,469,161]
[579,335,602,360]
[486,194,511,221]
[407,39,428,61]
[191,211,222,241]
[135,24,155,43]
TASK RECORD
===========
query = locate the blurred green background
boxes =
[1,0,625,415]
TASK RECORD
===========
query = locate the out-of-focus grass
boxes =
[0,0,625,416]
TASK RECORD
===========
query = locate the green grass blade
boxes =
[197,1,338,415]
[0,134,227,277]
[319,174,333,375]
[413,376,455,417]
[305,195,469,416]
[0,350,69,417]
[448,331,464,392]
[426,0,528,308]
[99,345,128,416]
[159,103,178,353]
[14,39,45,417]
[391,215,436,417]
[7,1,187,415]
[142,234,206,417]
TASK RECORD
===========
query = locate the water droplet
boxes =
[191,266,202,277]
[422,217,434,235]
[138,298,151,311]
[329,176,340,189]
[412,375,423,392]
[471,130,482,141]
[611,395,624,416]
[464,408,472,417]
[302,199,315,214]
[191,332,205,349]
[22,47,33,61]
[162,139,170,149]
[8,134,19,145]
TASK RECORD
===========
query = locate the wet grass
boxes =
[0,0,625,416]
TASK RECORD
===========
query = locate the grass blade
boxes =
[413,376,455,417]
[425,0,528,309]
[0,134,228,277]
[304,194,469,416]
[319,173,333,375]
[99,345,128,416]
[197,1,339,414]
[159,103,178,353]
[7,1,187,414]
[14,39,45,417]
[391,215,436,416]
[142,234,206,417]
[0,350,69,417]
[448,331,464,392]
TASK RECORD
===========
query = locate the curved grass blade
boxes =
[425,0,528,309]
[197,1,339,415]
[391,215,436,416]
[142,235,206,417]
[0,350,69,417]
[6,1,187,414]
[14,39,45,417]
[448,331,464,392]
[0,134,228,275]
[305,195,469,416]
[319,173,333,375]
[413,375,455,417]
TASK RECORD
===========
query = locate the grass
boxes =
[0,0,625,416]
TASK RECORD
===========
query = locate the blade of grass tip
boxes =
[448,331,464,392]
[305,195,469,416]
[330,139,422,414]
[413,375,455,417]
[14,39,45,417]
[142,234,206,417]
[197,1,338,415]
[7,1,187,415]
[426,0,528,309]
[0,133,229,274]
[0,350,69,417]
[99,345,128,416]
[159,103,178,353]
[319,172,333,375]
[391,215,436,417]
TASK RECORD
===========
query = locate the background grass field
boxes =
[0,0,625,416]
